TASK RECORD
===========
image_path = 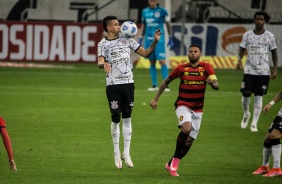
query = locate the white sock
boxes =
[262,147,272,166]
[272,144,281,168]
[242,96,250,116]
[251,96,262,127]
[122,118,132,156]
[111,122,120,155]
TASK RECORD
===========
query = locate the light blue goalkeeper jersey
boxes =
[141,6,168,44]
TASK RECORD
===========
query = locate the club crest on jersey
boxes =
[179,116,183,121]
[111,100,118,110]
[199,67,205,76]
[154,12,160,18]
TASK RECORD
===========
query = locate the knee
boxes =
[243,92,251,97]
[122,111,131,119]
[181,122,192,135]
[111,113,121,123]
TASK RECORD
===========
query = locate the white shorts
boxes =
[175,106,203,139]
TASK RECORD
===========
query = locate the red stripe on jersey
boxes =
[169,62,216,112]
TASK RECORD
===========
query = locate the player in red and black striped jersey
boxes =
[0,117,17,172]
[150,44,219,176]
[170,58,217,112]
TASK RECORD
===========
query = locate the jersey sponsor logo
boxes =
[189,72,199,76]
[184,80,205,85]
[114,76,130,79]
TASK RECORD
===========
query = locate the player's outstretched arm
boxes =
[136,29,161,58]
[0,126,17,172]
[263,90,282,113]
[9,159,17,172]
[150,77,172,110]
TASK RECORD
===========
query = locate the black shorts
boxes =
[268,116,282,133]
[106,83,135,114]
[240,74,269,95]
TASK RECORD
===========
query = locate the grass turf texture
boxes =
[0,64,281,184]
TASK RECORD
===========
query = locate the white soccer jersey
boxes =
[278,108,282,117]
[98,37,140,86]
[240,30,276,75]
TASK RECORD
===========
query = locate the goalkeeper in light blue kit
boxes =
[139,0,173,91]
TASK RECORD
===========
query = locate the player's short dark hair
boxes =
[102,15,118,32]
[254,11,270,23]
[189,44,202,52]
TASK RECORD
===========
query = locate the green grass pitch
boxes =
[0,64,281,184]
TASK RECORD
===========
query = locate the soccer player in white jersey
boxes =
[97,15,161,169]
[237,11,278,132]
[252,90,282,177]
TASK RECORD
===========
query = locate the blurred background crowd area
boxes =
[0,0,281,24]
[1,0,281,67]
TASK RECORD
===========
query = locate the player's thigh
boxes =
[121,83,135,113]
[254,75,270,95]
[106,85,122,113]
[175,106,192,128]
[189,111,203,139]
[240,74,254,93]
[268,116,282,135]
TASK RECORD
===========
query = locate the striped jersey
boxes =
[97,37,140,86]
[169,62,216,112]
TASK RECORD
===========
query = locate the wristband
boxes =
[269,101,275,105]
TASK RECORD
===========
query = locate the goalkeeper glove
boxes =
[167,36,174,49]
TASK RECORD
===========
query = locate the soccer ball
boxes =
[120,21,138,38]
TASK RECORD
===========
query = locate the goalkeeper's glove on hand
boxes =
[138,37,143,45]
[167,36,174,49]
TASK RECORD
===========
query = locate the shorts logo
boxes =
[111,100,118,110]
[179,116,183,121]
[241,82,245,89]
[130,102,134,109]
[262,85,267,90]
